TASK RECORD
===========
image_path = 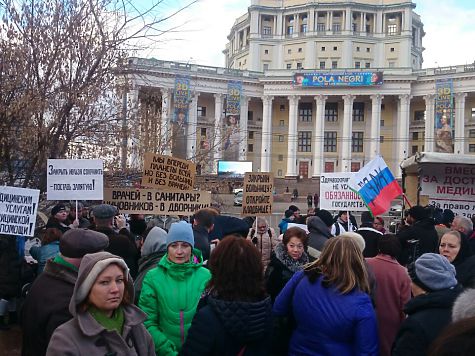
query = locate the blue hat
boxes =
[409,253,457,292]
[166,221,194,248]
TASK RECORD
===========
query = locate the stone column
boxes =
[127,88,140,169]
[397,94,412,176]
[286,95,299,177]
[213,94,223,173]
[313,95,327,177]
[360,12,365,33]
[424,94,436,152]
[239,96,250,160]
[260,96,274,172]
[454,92,467,154]
[160,88,172,155]
[341,94,355,172]
[187,92,199,160]
[369,94,384,159]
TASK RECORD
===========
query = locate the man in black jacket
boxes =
[397,205,438,265]
[191,208,216,261]
[357,211,383,257]
[21,229,108,356]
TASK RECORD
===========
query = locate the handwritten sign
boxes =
[0,186,40,237]
[141,153,196,191]
[104,188,210,215]
[320,173,366,211]
[242,172,273,216]
[47,159,103,200]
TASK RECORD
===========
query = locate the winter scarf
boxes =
[274,243,309,273]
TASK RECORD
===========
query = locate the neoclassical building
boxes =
[122,0,475,180]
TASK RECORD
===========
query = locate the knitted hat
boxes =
[408,253,457,292]
[361,211,373,225]
[166,221,194,248]
[442,209,455,226]
[51,204,67,216]
[315,209,334,227]
[60,229,109,258]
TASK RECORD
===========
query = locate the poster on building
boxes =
[104,188,211,215]
[434,79,454,153]
[421,164,475,217]
[141,152,196,190]
[293,72,383,87]
[172,76,190,124]
[242,172,273,216]
[0,186,40,237]
[47,159,104,200]
[319,173,366,211]
[224,81,242,160]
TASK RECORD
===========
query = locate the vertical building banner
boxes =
[172,76,190,159]
[435,79,454,153]
[224,81,242,160]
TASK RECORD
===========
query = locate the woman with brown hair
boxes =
[182,235,273,355]
[46,252,154,355]
[273,236,379,355]
[30,228,62,274]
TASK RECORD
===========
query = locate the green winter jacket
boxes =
[139,249,211,356]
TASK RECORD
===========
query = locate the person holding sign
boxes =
[139,221,211,355]
[247,218,278,270]
[46,204,78,233]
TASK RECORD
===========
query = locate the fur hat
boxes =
[408,253,457,292]
[60,229,109,258]
[408,206,429,221]
[166,221,194,248]
[315,209,334,227]
[452,288,475,322]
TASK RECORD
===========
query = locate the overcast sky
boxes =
[138,0,475,69]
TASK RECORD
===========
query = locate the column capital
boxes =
[241,95,251,104]
[263,95,274,103]
[160,87,172,96]
[423,93,436,103]
[454,92,468,101]
[342,94,356,104]
[370,94,384,102]
[288,95,301,104]
[214,93,224,100]
[314,95,328,104]
[398,94,413,103]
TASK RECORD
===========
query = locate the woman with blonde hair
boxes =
[273,236,379,355]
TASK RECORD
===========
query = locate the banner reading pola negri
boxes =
[224,81,242,160]
[435,79,454,153]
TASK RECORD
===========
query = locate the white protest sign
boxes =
[287,223,309,234]
[319,172,366,211]
[0,186,40,237]
[47,159,104,200]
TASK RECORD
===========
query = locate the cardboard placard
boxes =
[319,172,366,211]
[141,153,196,191]
[242,172,273,216]
[47,159,104,200]
[104,188,210,215]
[0,186,40,237]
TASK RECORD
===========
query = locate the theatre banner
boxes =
[224,81,242,160]
[435,79,454,153]
[293,71,383,87]
[172,76,190,124]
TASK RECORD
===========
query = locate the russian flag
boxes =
[348,156,402,216]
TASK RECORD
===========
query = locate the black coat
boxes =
[455,255,475,288]
[193,225,211,261]
[357,226,383,258]
[0,234,21,299]
[397,218,439,265]
[182,295,273,356]
[21,259,77,356]
[392,285,463,356]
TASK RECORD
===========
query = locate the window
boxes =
[332,61,338,69]
[299,103,312,122]
[390,47,395,52]
[297,62,302,69]
[279,120,285,126]
[414,110,425,121]
[470,144,475,153]
[365,62,371,68]
[352,132,364,152]
[301,24,307,33]
[412,145,418,155]
[298,131,312,152]
[352,23,357,32]
[351,162,361,172]
[317,23,325,32]
[248,111,253,121]
[333,46,337,51]
[263,63,269,71]
[298,48,302,53]
[248,144,254,152]
[320,61,326,69]
[387,24,398,35]
[332,23,341,32]
[264,49,269,54]
[366,25,371,33]
[356,46,360,52]
[412,132,419,140]
[200,128,207,136]
[380,136,384,143]
[355,61,361,69]
[288,49,292,54]
[325,103,338,122]
[381,104,385,110]
[471,108,475,119]
[380,119,385,126]
[280,104,286,111]
[388,61,395,68]
[366,47,371,52]
[321,46,326,51]
[324,132,337,152]
[197,106,206,117]
[278,154,284,161]
[286,63,292,69]
[263,26,272,36]
[278,135,284,142]
[249,131,254,139]
[277,169,283,177]
[469,129,475,138]
[287,26,293,35]
[353,102,365,122]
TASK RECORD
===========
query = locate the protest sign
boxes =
[104,188,210,215]
[242,172,273,216]
[141,153,196,190]
[0,186,40,237]
[47,159,103,200]
[287,223,309,234]
[320,172,366,211]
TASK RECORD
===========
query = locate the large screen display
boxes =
[217,161,253,178]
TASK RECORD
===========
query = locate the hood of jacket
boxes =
[208,295,272,343]
[158,248,205,280]
[307,216,332,238]
[273,242,309,273]
[69,252,134,317]
[404,285,463,316]
[141,226,167,257]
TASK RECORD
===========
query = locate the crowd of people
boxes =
[1,200,475,355]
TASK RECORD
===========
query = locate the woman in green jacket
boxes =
[139,221,211,355]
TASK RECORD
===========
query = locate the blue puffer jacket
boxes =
[30,241,60,274]
[273,271,379,356]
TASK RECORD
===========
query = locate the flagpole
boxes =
[402,193,412,208]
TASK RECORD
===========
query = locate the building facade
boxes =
[122,0,475,180]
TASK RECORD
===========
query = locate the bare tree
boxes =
[0,0,197,189]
